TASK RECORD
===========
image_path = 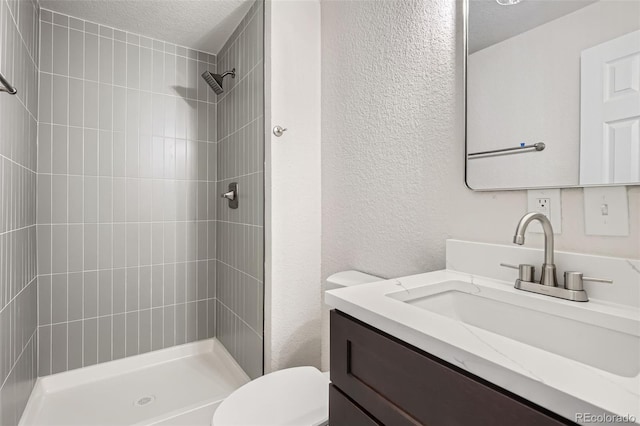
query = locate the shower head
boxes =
[201,68,236,95]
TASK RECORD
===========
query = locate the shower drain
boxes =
[134,395,156,407]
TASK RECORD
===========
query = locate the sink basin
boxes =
[387,280,640,377]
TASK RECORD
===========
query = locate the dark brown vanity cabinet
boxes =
[329,310,576,426]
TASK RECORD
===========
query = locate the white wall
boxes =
[264,0,322,372]
[320,0,639,369]
[467,0,640,189]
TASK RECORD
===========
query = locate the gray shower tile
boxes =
[126,224,139,267]
[38,326,52,376]
[67,177,83,224]
[38,275,52,326]
[68,225,83,273]
[83,129,99,176]
[163,264,175,305]
[151,265,164,308]
[113,178,127,223]
[52,75,68,126]
[125,311,139,357]
[186,302,197,343]
[67,320,83,370]
[97,316,112,363]
[51,225,67,274]
[69,31,84,78]
[163,306,175,349]
[139,266,151,310]
[37,175,51,224]
[51,323,67,374]
[207,299,216,339]
[113,88,127,133]
[83,318,98,366]
[175,263,186,304]
[51,175,67,223]
[114,40,127,87]
[112,268,126,314]
[83,271,98,319]
[99,36,113,84]
[67,272,83,321]
[113,224,126,268]
[113,313,126,360]
[83,224,98,271]
[197,300,207,340]
[98,270,112,316]
[69,78,83,127]
[125,267,139,312]
[175,303,186,345]
[97,223,112,269]
[151,307,163,351]
[84,33,99,82]
[52,24,69,75]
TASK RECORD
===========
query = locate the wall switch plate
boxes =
[583,186,629,236]
[527,189,562,234]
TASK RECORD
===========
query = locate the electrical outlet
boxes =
[527,189,562,233]
[535,198,550,217]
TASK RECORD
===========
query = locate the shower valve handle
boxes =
[221,190,235,201]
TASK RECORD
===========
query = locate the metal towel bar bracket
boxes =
[0,71,17,95]
[468,142,545,159]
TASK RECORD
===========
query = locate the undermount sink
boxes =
[387,280,640,378]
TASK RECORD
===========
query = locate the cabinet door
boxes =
[329,384,380,426]
[330,310,574,426]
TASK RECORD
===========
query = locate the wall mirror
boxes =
[465,0,640,190]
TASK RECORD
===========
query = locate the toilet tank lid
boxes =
[326,270,382,288]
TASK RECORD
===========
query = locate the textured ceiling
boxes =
[40,0,254,54]
[469,0,597,53]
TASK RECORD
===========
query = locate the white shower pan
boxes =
[19,339,249,426]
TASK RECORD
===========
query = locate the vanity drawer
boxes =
[329,384,380,426]
[330,310,574,426]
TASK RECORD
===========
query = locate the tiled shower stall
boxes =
[0,0,264,424]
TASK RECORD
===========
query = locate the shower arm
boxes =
[221,69,236,79]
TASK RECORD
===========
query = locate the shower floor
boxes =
[19,339,249,426]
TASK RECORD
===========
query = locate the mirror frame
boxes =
[463,0,640,192]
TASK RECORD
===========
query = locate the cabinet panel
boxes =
[329,384,380,426]
[330,310,574,426]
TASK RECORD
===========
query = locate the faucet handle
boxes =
[564,271,613,291]
[500,263,535,282]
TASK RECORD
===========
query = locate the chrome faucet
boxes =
[512,212,558,287]
[501,212,613,302]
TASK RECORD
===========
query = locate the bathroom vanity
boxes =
[329,310,572,425]
[325,240,640,426]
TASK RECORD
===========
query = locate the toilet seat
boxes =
[212,366,329,426]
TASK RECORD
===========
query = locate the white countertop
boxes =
[325,269,640,425]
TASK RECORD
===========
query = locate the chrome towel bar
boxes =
[0,71,17,95]
[468,142,545,159]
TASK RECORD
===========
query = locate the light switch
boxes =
[527,189,562,233]
[583,186,629,236]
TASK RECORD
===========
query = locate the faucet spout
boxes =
[513,212,558,287]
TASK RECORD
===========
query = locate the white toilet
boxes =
[212,271,382,426]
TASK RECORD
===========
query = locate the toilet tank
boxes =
[325,270,382,291]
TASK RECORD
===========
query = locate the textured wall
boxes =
[36,9,218,375]
[0,0,39,424]
[320,0,640,369]
[215,0,264,380]
[264,0,322,373]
